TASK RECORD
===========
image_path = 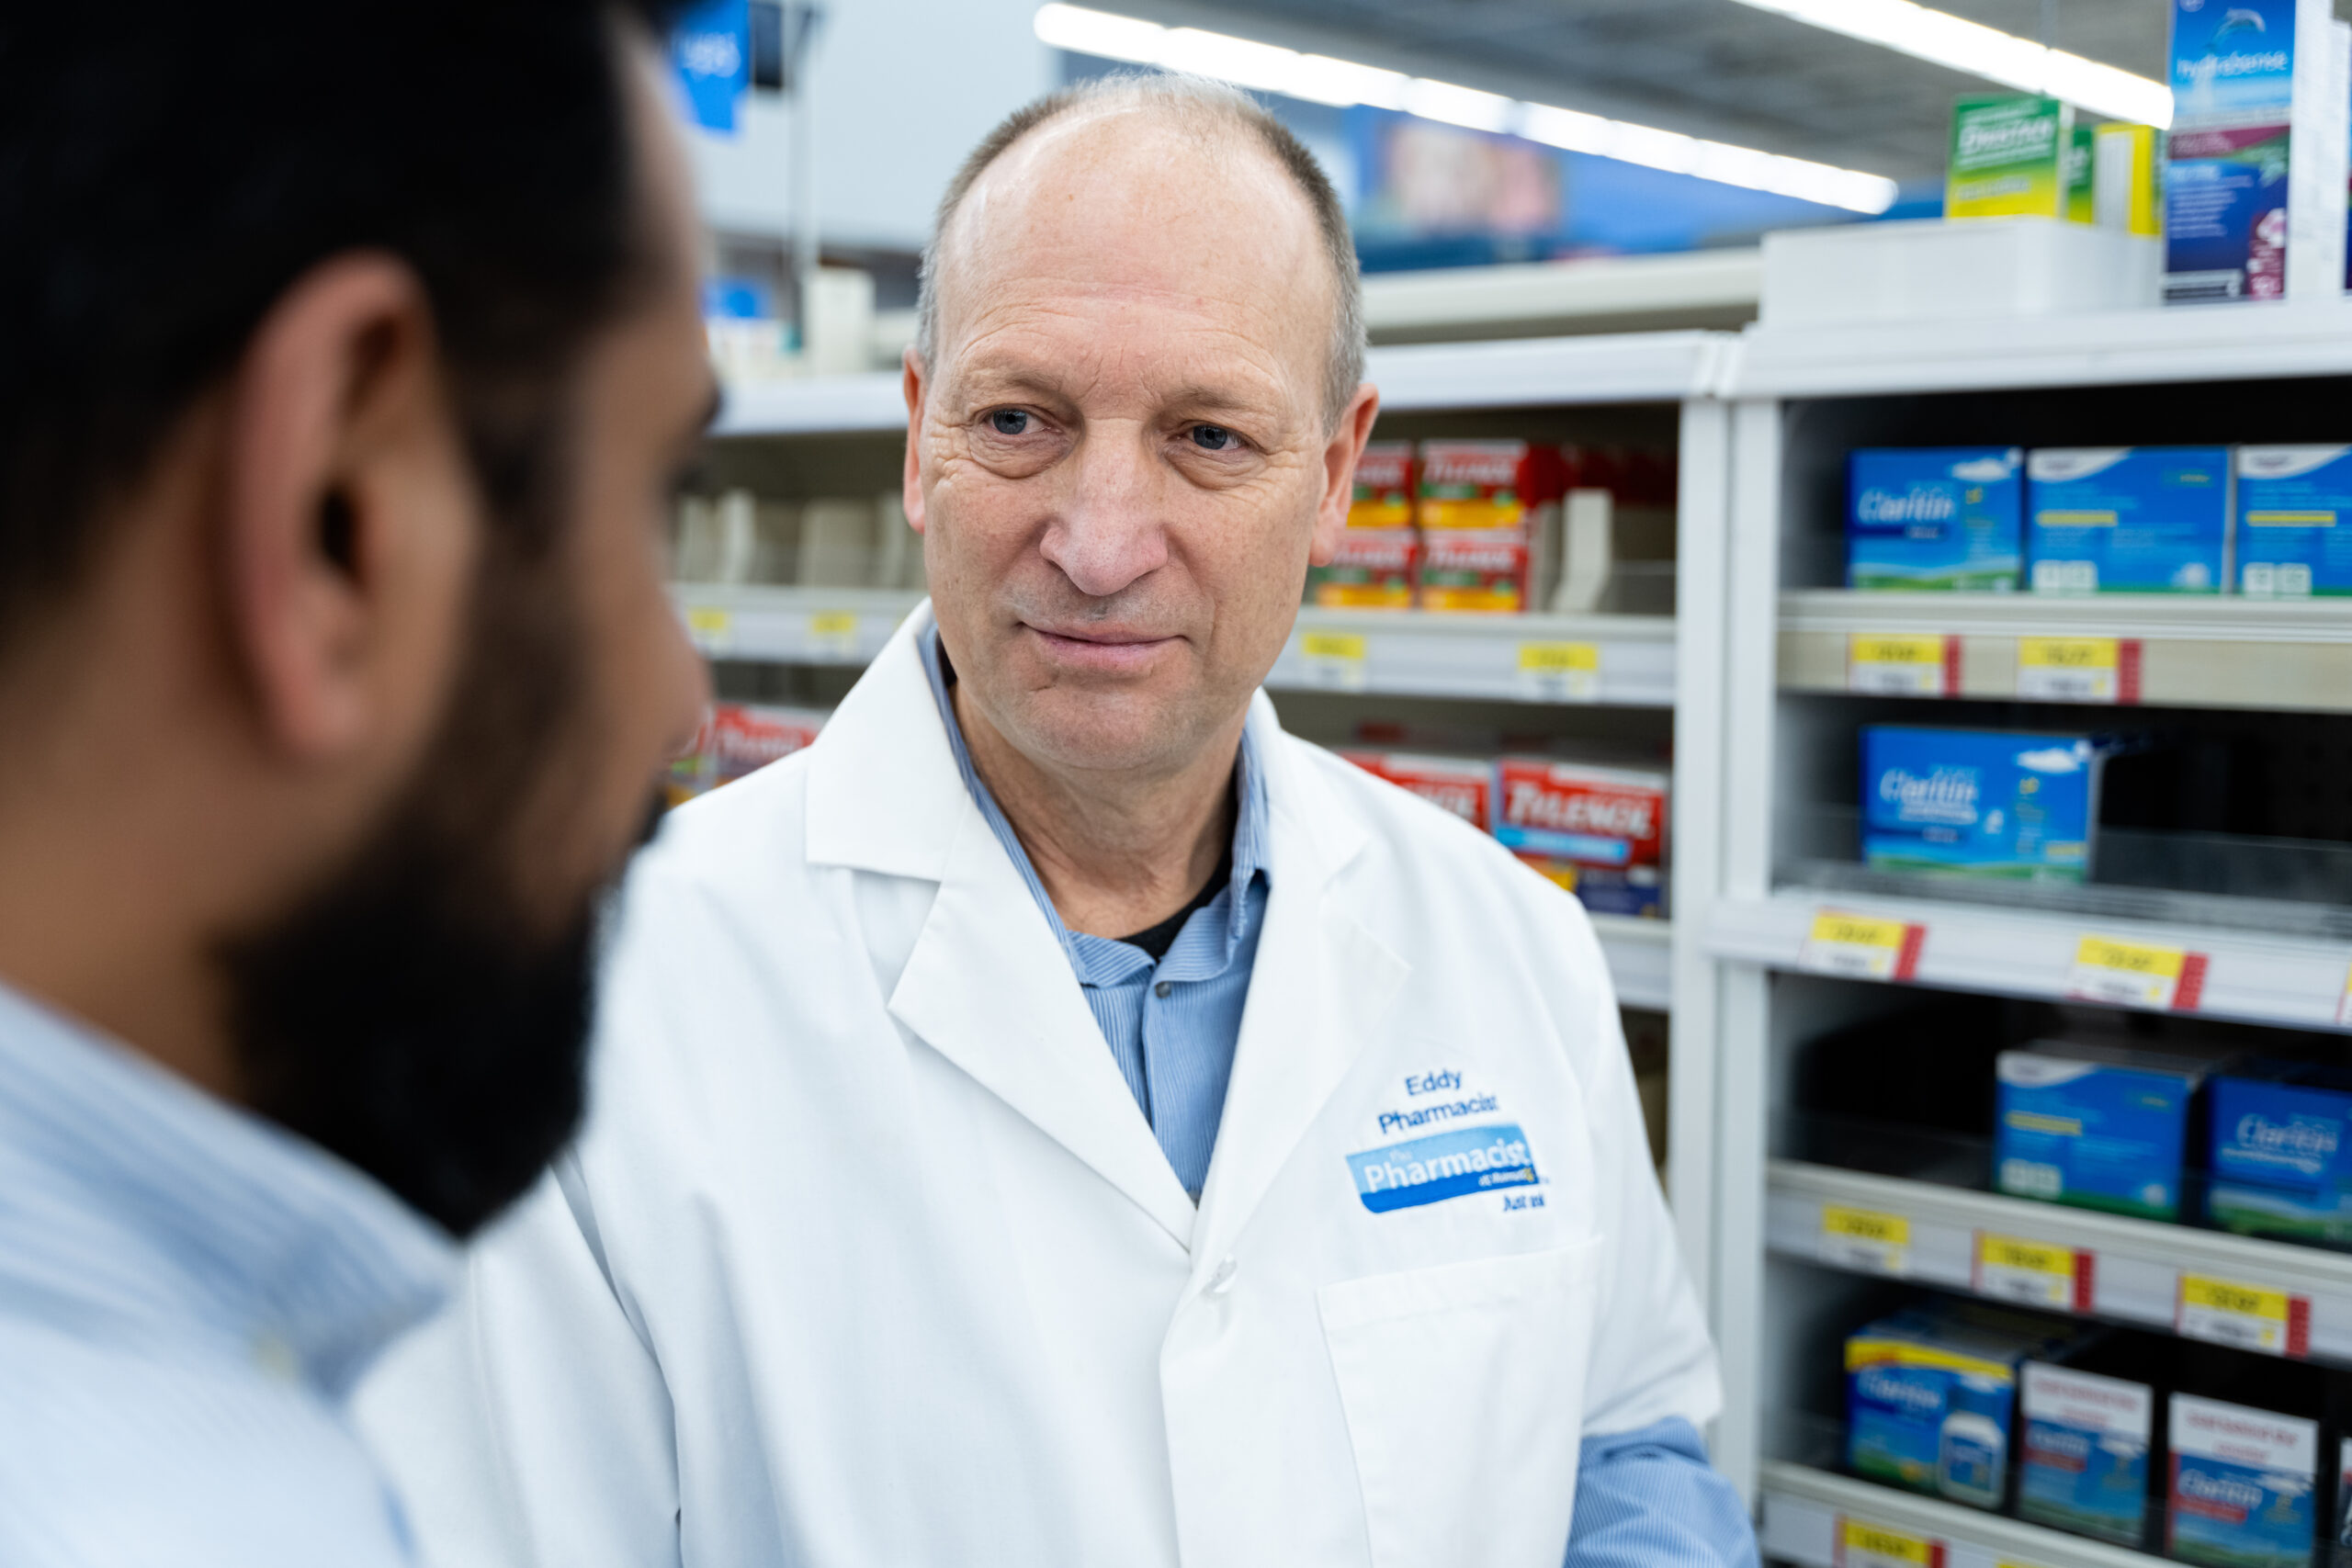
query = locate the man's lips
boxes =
[1022,622,1178,671]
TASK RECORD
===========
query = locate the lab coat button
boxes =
[1204,1257,1238,1296]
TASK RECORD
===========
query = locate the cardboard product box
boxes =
[1335,750,1495,832]
[670,703,828,801]
[2065,124,2097,223]
[1996,1041,2227,1220]
[2018,1333,2165,1548]
[1493,758,1667,917]
[2235,445,2352,595]
[2168,1392,2321,1568]
[2207,1060,2352,1242]
[1847,1301,2084,1507]
[2029,447,2232,593]
[1947,95,2074,220]
[1308,441,1419,608]
[1415,441,1566,613]
[1847,446,2026,592]
[1860,727,2108,882]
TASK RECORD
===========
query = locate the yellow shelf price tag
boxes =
[806,610,859,660]
[2064,935,2206,1011]
[1836,1516,1940,1568]
[1297,630,1369,692]
[1848,633,1951,696]
[2017,636,2139,704]
[1799,911,1925,982]
[684,604,734,655]
[2177,1273,2311,1358]
[1517,640,1601,703]
[1820,1205,1911,1276]
[1973,1232,2086,1312]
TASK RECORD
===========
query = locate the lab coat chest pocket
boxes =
[1317,1238,1600,1568]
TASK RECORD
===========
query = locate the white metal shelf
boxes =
[1760,1462,2164,1568]
[1724,298,2352,400]
[1270,607,1676,706]
[707,332,1731,436]
[1591,915,1671,1012]
[674,583,923,664]
[1780,590,2352,713]
[1707,887,2352,1033]
[1770,1161,2352,1363]
[1362,251,1760,342]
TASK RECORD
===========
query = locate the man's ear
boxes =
[901,346,929,536]
[1307,382,1382,568]
[219,254,475,764]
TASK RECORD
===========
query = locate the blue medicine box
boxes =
[2208,1063,2352,1243]
[1996,1042,2222,1220]
[1846,1303,2077,1506]
[1848,447,2025,592]
[1861,727,2103,881]
[2017,1355,2155,1548]
[2028,447,2231,593]
[2235,446,2352,596]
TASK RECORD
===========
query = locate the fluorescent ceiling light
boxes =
[1725,0,2172,128]
[1030,2,1899,212]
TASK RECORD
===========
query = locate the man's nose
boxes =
[1038,424,1169,599]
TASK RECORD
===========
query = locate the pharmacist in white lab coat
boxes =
[359,73,1755,1568]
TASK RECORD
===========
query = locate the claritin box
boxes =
[1847,447,2024,591]
[2028,447,2231,593]
[1847,1302,2080,1509]
[1996,1041,2224,1220]
[2207,1061,2352,1243]
[2235,445,2352,595]
[1861,727,2105,881]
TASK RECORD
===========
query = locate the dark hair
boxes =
[0,0,682,653]
[914,73,1366,431]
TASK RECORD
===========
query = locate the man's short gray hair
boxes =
[913,73,1366,432]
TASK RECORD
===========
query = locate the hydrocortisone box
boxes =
[1947,96,2073,220]
[2018,1344,2160,1547]
[1415,440,1566,613]
[1493,757,1666,917]
[1848,446,2025,591]
[2028,447,2232,593]
[1861,727,2105,881]
[2167,1393,2320,1568]
[2235,445,2352,595]
[1996,1042,2222,1220]
[1847,1303,2078,1507]
[1310,441,1417,609]
[2207,1062,2352,1242]
[1337,750,1494,832]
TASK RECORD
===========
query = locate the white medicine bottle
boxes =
[1938,1373,2010,1509]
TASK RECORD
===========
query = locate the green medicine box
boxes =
[1948,95,2073,220]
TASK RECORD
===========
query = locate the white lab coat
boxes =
[356,604,1721,1568]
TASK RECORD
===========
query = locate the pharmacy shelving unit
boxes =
[1689,302,2352,1567]
[679,333,1736,1176]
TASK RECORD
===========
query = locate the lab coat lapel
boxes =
[1191,704,1408,1268]
[822,607,1195,1247]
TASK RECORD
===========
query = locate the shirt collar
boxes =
[916,626,1271,963]
[0,980,456,1398]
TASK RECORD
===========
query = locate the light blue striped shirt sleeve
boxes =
[919,631,1754,1564]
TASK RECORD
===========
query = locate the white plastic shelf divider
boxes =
[1781,591,2352,714]
[1590,915,1671,1012]
[707,333,1730,438]
[1769,1160,2352,1363]
[1269,607,1676,706]
[1723,299,2352,400]
[1759,1462,2164,1568]
[673,583,923,664]
[1707,887,2352,1033]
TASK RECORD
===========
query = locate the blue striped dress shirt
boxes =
[919,634,1758,1567]
[0,980,453,1567]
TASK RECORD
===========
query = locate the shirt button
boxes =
[1205,1256,1238,1296]
[1154,981,1172,998]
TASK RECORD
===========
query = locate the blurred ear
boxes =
[218,254,476,764]
[901,346,929,535]
[1307,383,1382,568]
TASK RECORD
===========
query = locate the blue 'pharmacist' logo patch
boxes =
[1347,1124,1539,1213]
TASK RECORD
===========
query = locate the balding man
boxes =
[363,74,1755,1568]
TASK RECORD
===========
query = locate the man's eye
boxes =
[1191,424,1236,451]
[989,409,1032,435]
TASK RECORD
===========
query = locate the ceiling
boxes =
[1114,0,2202,184]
